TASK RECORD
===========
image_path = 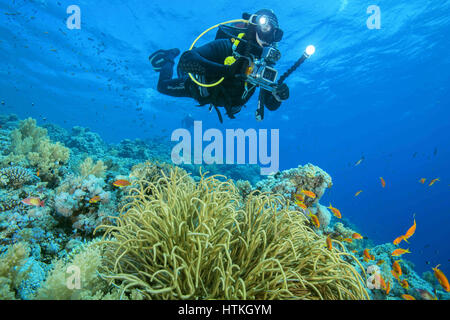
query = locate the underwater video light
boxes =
[305,45,316,57]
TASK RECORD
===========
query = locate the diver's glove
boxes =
[273,83,289,101]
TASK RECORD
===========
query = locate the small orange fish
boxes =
[393,235,407,246]
[380,177,386,188]
[378,275,387,290]
[428,178,440,187]
[400,279,410,289]
[419,178,426,184]
[89,195,101,204]
[385,281,391,295]
[301,189,316,199]
[326,236,332,251]
[327,203,341,219]
[391,270,400,282]
[21,197,45,207]
[36,170,40,177]
[294,194,304,202]
[432,264,450,292]
[402,294,415,300]
[363,249,373,260]
[392,248,411,257]
[352,233,363,239]
[354,190,363,197]
[295,200,307,210]
[113,179,131,187]
[309,213,320,228]
[343,238,353,243]
[404,215,416,240]
[377,260,385,266]
[392,261,402,276]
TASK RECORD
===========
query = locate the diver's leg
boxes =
[157,62,191,97]
[149,48,190,97]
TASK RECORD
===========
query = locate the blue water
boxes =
[1,0,449,277]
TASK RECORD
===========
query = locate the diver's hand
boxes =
[273,83,289,101]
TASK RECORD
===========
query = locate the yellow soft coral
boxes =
[3,118,70,184]
[77,157,107,178]
[0,242,31,300]
[96,168,369,300]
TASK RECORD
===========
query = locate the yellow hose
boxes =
[188,19,248,88]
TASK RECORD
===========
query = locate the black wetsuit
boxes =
[156,38,282,120]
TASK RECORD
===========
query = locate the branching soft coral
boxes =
[3,118,70,185]
[0,242,31,299]
[96,168,369,300]
[78,157,107,178]
[34,240,123,300]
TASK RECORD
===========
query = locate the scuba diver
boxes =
[148,9,289,123]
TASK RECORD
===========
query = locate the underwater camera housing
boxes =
[246,46,281,92]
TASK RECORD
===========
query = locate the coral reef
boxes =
[96,169,368,300]
[77,157,107,178]
[0,114,446,301]
[0,242,31,299]
[54,174,113,234]
[256,163,332,205]
[0,166,39,189]
[65,126,108,155]
[1,118,70,186]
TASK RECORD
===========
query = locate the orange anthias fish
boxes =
[301,189,316,199]
[392,261,402,276]
[309,213,320,228]
[363,249,374,261]
[294,194,305,202]
[354,190,363,197]
[392,248,411,257]
[352,233,363,240]
[380,177,386,188]
[377,260,385,266]
[378,275,387,291]
[343,238,353,243]
[89,195,101,204]
[432,264,450,292]
[419,178,426,184]
[21,197,45,207]
[403,215,416,240]
[391,270,400,282]
[385,281,391,295]
[393,235,407,246]
[295,200,307,210]
[113,179,131,187]
[428,178,440,187]
[400,279,410,290]
[402,294,416,300]
[327,203,341,219]
[326,235,333,251]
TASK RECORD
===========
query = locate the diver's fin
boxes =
[148,48,181,71]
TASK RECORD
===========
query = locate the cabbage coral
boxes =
[97,168,369,300]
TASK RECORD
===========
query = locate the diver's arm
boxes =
[178,39,232,77]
